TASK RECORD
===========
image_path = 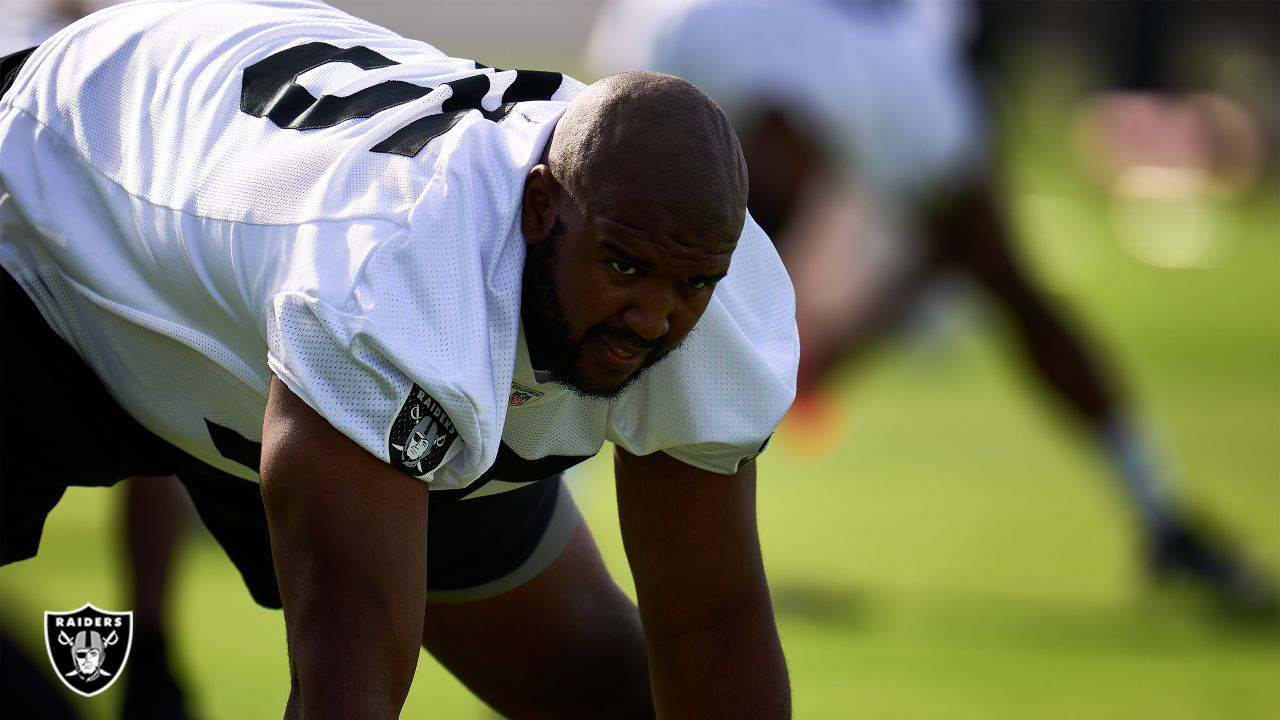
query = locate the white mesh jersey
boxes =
[0,0,798,493]
[587,0,987,205]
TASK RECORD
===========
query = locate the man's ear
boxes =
[521,164,560,246]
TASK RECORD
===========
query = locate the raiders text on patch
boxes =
[388,385,459,476]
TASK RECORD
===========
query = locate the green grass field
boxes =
[2,60,1277,719]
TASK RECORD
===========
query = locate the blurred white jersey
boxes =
[588,0,986,204]
[0,0,124,55]
[0,0,798,493]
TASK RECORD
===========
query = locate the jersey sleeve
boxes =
[607,215,799,474]
[266,289,479,487]
[264,144,535,489]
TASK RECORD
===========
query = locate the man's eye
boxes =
[685,278,709,289]
[610,261,637,275]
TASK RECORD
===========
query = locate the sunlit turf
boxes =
[2,76,1277,720]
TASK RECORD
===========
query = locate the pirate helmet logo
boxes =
[400,415,443,462]
[44,603,133,697]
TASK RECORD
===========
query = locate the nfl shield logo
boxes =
[508,381,545,406]
[44,604,133,697]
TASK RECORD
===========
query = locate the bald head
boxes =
[548,72,749,238]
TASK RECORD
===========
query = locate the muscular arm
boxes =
[615,447,789,718]
[260,376,429,720]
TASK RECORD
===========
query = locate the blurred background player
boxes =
[1,2,196,717]
[587,0,1275,610]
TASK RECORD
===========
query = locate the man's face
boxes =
[522,190,736,398]
[404,431,430,460]
[76,648,101,675]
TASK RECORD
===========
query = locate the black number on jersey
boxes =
[240,42,563,157]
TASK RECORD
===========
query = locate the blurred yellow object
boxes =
[777,389,851,458]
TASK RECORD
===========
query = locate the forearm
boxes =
[262,376,428,720]
[273,520,423,720]
[616,449,791,718]
[641,593,789,718]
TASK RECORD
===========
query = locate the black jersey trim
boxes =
[427,444,594,502]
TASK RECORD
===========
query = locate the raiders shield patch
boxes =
[44,604,133,697]
[388,385,459,476]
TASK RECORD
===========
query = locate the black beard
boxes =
[520,220,685,400]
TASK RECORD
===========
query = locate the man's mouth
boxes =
[596,334,653,371]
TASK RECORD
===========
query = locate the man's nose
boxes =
[622,280,674,341]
